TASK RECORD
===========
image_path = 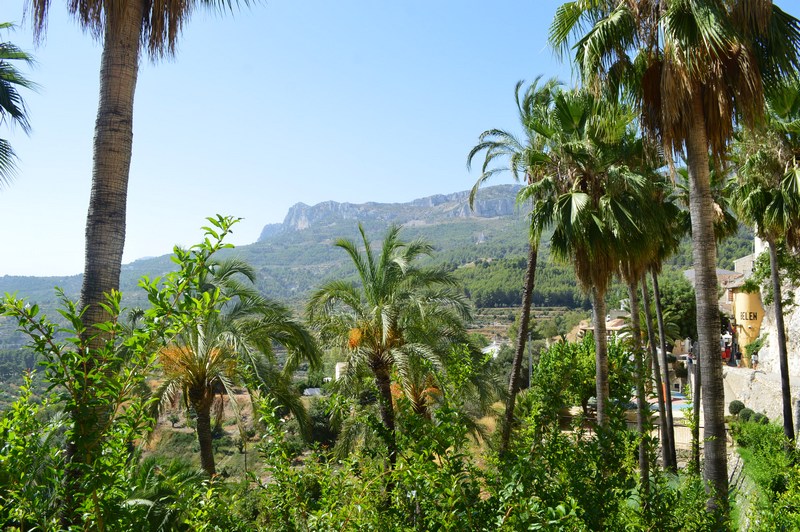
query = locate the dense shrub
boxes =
[753,412,769,425]
[734,421,791,495]
[740,408,755,422]
[729,400,745,416]
[0,218,755,530]
[308,396,339,447]
[753,464,800,531]
[730,418,800,531]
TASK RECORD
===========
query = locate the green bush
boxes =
[754,464,800,531]
[308,396,339,448]
[733,421,791,494]
[729,400,745,416]
[753,412,769,425]
[739,408,755,422]
[0,216,249,527]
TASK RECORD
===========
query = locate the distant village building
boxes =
[683,236,767,361]
[481,340,505,359]
[683,268,744,307]
[578,315,628,341]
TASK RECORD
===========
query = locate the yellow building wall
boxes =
[733,291,765,365]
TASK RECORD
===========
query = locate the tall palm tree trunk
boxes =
[641,275,674,471]
[195,405,217,476]
[767,238,795,442]
[627,281,650,499]
[79,0,144,332]
[686,88,727,516]
[374,364,398,472]
[499,243,538,456]
[62,6,144,525]
[652,270,677,468]
[592,286,609,427]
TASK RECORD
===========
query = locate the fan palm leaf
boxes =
[0,25,35,186]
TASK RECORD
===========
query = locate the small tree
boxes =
[307,225,471,474]
[729,401,745,417]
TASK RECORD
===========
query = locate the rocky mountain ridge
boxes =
[0,184,532,323]
[258,185,522,240]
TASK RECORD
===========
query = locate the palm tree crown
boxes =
[519,87,650,428]
[307,225,471,471]
[550,2,800,518]
[733,81,800,442]
[154,258,320,476]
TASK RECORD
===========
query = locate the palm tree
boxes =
[25,0,257,334]
[307,225,471,473]
[550,1,800,518]
[734,86,800,441]
[642,176,691,472]
[467,76,559,455]
[397,340,497,422]
[616,142,670,493]
[674,164,740,469]
[0,24,35,186]
[640,273,675,471]
[620,259,651,494]
[523,87,648,428]
[619,182,677,492]
[330,339,497,461]
[26,0,254,513]
[154,259,320,476]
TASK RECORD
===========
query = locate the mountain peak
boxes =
[258,184,523,241]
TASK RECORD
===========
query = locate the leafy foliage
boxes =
[733,419,794,498]
[750,244,800,309]
[0,216,253,526]
[729,400,745,416]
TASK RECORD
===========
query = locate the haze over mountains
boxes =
[0,184,531,308]
[0,181,755,326]
[0,183,757,352]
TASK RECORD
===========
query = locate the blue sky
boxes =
[3,1,575,276]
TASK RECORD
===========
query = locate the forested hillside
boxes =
[0,184,754,400]
[0,184,755,313]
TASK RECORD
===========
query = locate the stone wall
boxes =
[722,288,800,422]
[757,290,800,377]
[722,366,800,421]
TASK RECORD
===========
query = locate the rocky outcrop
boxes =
[257,223,284,241]
[257,184,523,240]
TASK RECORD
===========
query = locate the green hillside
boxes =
[0,184,755,311]
[0,183,754,382]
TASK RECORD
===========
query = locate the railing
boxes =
[655,422,733,449]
